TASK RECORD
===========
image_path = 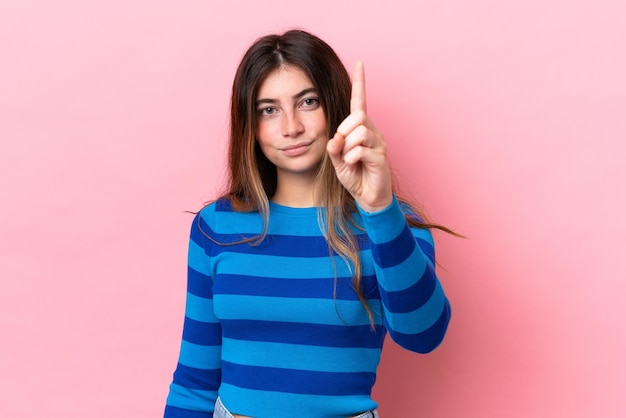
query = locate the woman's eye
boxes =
[302,98,319,108]
[259,107,275,115]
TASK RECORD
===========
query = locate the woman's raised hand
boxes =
[327,62,393,212]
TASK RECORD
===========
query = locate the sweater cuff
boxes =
[356,195,408,244]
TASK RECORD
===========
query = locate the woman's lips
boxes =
[281,142,312,156]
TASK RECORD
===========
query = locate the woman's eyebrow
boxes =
[256,87,317,105]
[292,87,317,100]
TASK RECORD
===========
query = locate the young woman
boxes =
[164,29,452,418]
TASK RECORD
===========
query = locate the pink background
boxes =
[1,1,625,417]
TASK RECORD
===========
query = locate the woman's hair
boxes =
[220,29,452,325]
[226,29,351,213]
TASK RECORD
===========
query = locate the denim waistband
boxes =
[214,397,379,418]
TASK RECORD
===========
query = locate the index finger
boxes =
[350,61,367,114]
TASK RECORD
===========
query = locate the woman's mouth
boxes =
[281,142,313,156]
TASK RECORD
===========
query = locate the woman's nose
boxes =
[281,112,304,137]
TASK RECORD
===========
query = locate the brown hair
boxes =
[219,29,453,325]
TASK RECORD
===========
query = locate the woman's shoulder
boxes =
[195,196,263,234]
[195,197,238,226]
[198,196,234,215]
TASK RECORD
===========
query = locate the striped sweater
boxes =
[164,196,451,417]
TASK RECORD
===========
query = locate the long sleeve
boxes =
[357,196,451,353]
[164,213,222,417]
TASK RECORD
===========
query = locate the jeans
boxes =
[214,397,379,418]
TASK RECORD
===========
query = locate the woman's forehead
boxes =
[256,66,315,99]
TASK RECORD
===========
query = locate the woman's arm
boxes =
[358,197,451,353]
[165,212,222,417]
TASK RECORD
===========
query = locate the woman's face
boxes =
[255,66,328,180]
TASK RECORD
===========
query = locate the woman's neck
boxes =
[271,173,318,208]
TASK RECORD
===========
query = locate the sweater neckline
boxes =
[269,201,321,217]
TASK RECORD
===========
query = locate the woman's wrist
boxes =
[355,195,394,214]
